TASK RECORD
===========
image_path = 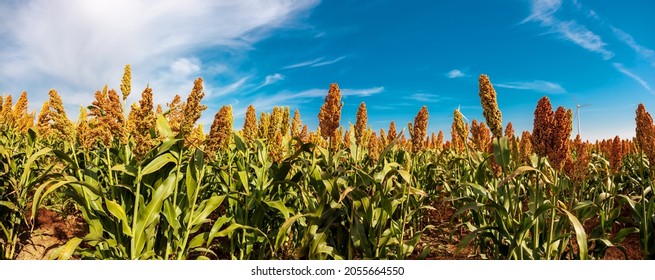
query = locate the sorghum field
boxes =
[1,66,654,260]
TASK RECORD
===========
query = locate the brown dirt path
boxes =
[16,208,86,260]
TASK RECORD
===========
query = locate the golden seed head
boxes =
[48,89,74,142]
[436,130,444,151]
[355,102,368,146]
[635,103,655,164]
[0,95,13,125]
[470,119,491,152]
[453,109,467,142]
[520,131,533,164]
[478,74,503,138]
[130,86,157,159]
[207,105,233,158]
[12,92,33,132]
[379,128,387,147]
[120,64,131,100]
[281,107,290,136]
[387,121,397,144]
[291,108,302,138]
[343,129,351,148]
[368,132,381,162]
[270,106,284,140]
[258,112,270,140]
[550,106,573,170]
[166,95,183,134]
[186,124,206,149]
[76,106,94,149]
[181,77,208,136]
[318,83,343,141]
[609,136,627,172]
[505,122,514,140]
[90,88,126,145]
[243,105,258,143]
[411,106,429,153]
[299,124,309,143]
[36,101,51,137]
[532,96,554,158]
[108,89,127,143]
[269,128,285,163]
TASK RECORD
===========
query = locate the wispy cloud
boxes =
[495,80,566,94]
[446,69,465,78]
[405,93,443,102]
[237,86,384,116]
[283,56,346,69]
[613,63,654,94]
[0,0,319,113]
[611,26,655,67]
[523,0,613,60]
[211,77,251,97]
[251,73,284,90]
[311,56,346,67]
[283,57,325,69]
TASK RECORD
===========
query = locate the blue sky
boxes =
[1,0,654,140]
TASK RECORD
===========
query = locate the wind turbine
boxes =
[572,96,591,137]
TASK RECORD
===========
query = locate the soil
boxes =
[582,211,643,260]
[414,199,644,260]
[15,208,87,260]
[411,200,479,260]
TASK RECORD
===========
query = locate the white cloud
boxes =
[523,0,562,25]
[235,86,384,117]
[405,93,442,102]
[212,77,251,97]
[170,58,201,76]
[264,73,285,86]
[283,57,325,69]
[311,56,346,67]
[495,80,566,94]
[251,73,285,91]
[523,0,613,60]
[283,56,346,69]
[0,0,319,114]
[613,63,654,94]
[611,26,655,67]
[446,69,465,78]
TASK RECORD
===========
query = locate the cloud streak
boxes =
[446,69,465,78]
[283,56,346,69]
[523,0,613,60]
[405,93,443,102]
[0,0,319,111]
[613,63,654,94]
[237,86,384,116]
[495,80,566,94]
[611,26,655,67]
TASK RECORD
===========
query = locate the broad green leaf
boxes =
[560,208,588,260]
[191,195,226,227]
[265,200,294,220]
[141,153,177,177]
[105,198,131,236]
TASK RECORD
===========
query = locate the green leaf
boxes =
[560,208,588,260]
[492,137,510,171]
[276,213,312,251]
[52,238,82,260]
[265,200,294,220]
[156,114,173,139]
[105,198,131,236]
[141,153,177,177]
[191,195,226,227]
